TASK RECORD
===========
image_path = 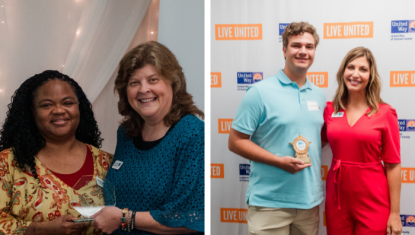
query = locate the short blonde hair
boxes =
[333,47,384,116]
[282,22,319,48]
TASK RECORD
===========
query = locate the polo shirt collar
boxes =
[277,69,293,85]
[302,77,313,90]
[277,69,312,90]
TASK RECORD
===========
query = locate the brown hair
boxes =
[333,47,384,116]
[114,41,204,137]
[282,22,320,48]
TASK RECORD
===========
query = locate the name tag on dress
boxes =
[96,176,104,188]
[112,160,123,170]
[306,101,320,111]
[332,112,344,117]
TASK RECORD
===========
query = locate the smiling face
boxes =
[33,80,80,142]
[343,56,370,95]
[127,64,173,124]
[283,32,316,73]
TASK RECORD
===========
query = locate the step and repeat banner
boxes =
[211,0,415,234]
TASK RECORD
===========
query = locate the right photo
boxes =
[210,1,415,235]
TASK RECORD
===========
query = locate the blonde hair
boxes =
[333,47,384,116]
[282,22,319,48]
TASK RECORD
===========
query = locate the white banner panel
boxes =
[211,0,415,234]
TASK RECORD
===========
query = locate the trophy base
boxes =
[297,157,311,164]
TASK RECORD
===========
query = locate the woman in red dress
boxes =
[322,47,402,235]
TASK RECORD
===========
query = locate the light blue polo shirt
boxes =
[232,69,326,209]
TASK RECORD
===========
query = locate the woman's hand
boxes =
[91,206,122,234]
[50,215,88,235]
[385,163,402,235]
[386,213,402,235]
[26,214,88,235]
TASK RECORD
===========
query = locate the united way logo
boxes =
[408,120,415,131]
[391,20,415,33]
[279,23,290,35]
[391,20,415,41]
[398,120,413,139]
[401,215,415,227]
[239,164,250,182]
[399,120,415,132]
[407,216,415,226]
[253,73,263,83]
[237,72,263,91]
[279,23,290,42]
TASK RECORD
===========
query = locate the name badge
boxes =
[112,160,123,170]
[306,101,319,111]
[332,112,344,118]
[96,176,104,188]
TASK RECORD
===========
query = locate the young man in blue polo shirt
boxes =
[229,22,326,235]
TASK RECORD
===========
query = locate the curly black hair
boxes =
[0,70,103,179]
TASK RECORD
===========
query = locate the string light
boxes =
[151,32,154,34]
[76,30,80,35]
[62,65,65,67]
[1,21,4,24]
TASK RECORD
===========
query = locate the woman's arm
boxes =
[384,163,402,235]
[134,211,196,234]
[25,215,88,235]
[91,207,196,234]
[382,107,402,235]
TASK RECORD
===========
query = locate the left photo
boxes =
[0,0,204,234]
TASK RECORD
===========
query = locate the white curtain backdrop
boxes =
[92,0,159,153]
[0,0,152,152]
[62,0,151,103]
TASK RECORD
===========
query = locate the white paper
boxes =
[306,101,319,111]
[74,206,104,218]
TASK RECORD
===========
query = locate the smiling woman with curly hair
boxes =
[0,70,113,235]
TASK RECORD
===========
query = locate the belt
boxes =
[332,158,382,210]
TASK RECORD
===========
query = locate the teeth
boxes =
[350,80,360,84]
[141,98,155,103]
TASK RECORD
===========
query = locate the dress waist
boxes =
[331,158,382,210]
[332,158,381,166]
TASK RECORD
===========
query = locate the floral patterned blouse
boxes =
[0,144,113,235]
